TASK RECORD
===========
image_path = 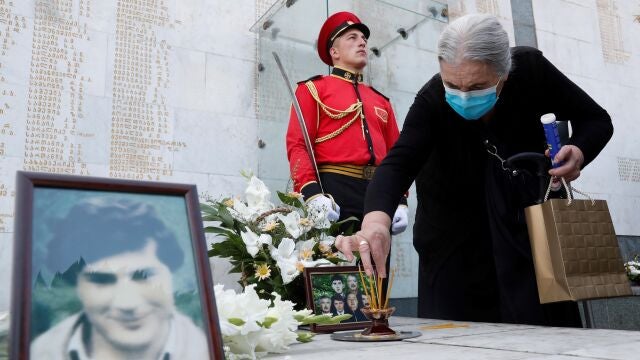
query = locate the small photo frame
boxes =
[303,265,374,333]
[10,172,225,359]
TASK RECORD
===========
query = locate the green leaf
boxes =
[203,227,235,236]
[299,314,331,325]
[325,314,352,324]
[277,191,303,208]
[240,169,253,179]
[296,331,315,343]
[201,216,219,223]
[325,256,344,265]
[228,262,245,274]
[217,205,235,228]
[200,202,219,215]
[227,317,246,327]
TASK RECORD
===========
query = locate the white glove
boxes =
[391,205,409,235]
[307,195,340,222]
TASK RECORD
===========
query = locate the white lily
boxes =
[225,332,265,360]
[232,200,253,221]
[215,284,271,357]
[299,257,332,269]
[241,228,272,258]
[296,239,316,261]
[245,176,272,214]
[214,285,245,337]
[256,293,300,353]
[271,238,300,284]
[238,285,271,334]
[294,239,332,272]
[276,211,309,239]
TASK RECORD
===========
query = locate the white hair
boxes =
[437,14,511,76]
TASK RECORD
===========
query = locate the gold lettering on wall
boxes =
[109,0,182,181]
[597,0,630,64]
[0,0,20,163]
[0,0,21,233]
[23,0,90,175]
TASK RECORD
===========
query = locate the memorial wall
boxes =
[0,0,262,311]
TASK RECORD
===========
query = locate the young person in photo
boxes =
[31,198,209,360]
[330,274,346,298]
[330,294,348,317]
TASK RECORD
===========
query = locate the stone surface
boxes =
[266,317,640,359]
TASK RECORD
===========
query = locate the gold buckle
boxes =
[363,166,376,180]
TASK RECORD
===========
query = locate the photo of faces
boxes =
[28,188,210,359]
[310,270,370,323]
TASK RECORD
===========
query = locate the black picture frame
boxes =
[10,171,224,359]
[303,265,374,333]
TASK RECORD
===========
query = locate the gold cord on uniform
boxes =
[305,81,365,143]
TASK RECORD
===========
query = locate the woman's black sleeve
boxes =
[364,88,437,218]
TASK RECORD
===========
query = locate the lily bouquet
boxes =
[215,284,350,359]
[202,174,352,307]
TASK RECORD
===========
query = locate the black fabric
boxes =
[321,172,406,233]
[297,74,322,85]
[301,182,323,200]
[320,172,369,232]
[417,240,501,322]
[485,139,581,326]
[331,67,364,83]
[364,46,612,326]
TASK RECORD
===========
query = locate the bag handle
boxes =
[544,177,595,206]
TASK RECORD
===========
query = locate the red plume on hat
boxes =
[317,11,370,66]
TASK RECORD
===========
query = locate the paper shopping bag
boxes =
[525,198,632,304]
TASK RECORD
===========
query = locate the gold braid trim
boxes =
[305,81,363,144]
[305,81,362,119]
[315,111,361,143]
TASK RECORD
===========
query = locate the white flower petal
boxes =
[245,176,272,213]
[277,238,296,259]
[277,212,307,239]
[258,234,272,246]
[240,229,261,258]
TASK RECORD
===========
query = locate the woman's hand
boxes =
[548,144,584,182]
[335,211,392,277]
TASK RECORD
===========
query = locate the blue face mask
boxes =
[444,78,502,120]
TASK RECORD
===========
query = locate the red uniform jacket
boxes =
[286,69,400,198]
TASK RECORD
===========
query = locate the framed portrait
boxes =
[10,171,225,359]
[304,265,375,333]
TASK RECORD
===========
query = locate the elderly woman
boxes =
[336,14,612,326]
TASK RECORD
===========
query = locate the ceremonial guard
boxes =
[286,12,408,233]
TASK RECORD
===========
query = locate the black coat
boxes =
[364,47,613,326]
